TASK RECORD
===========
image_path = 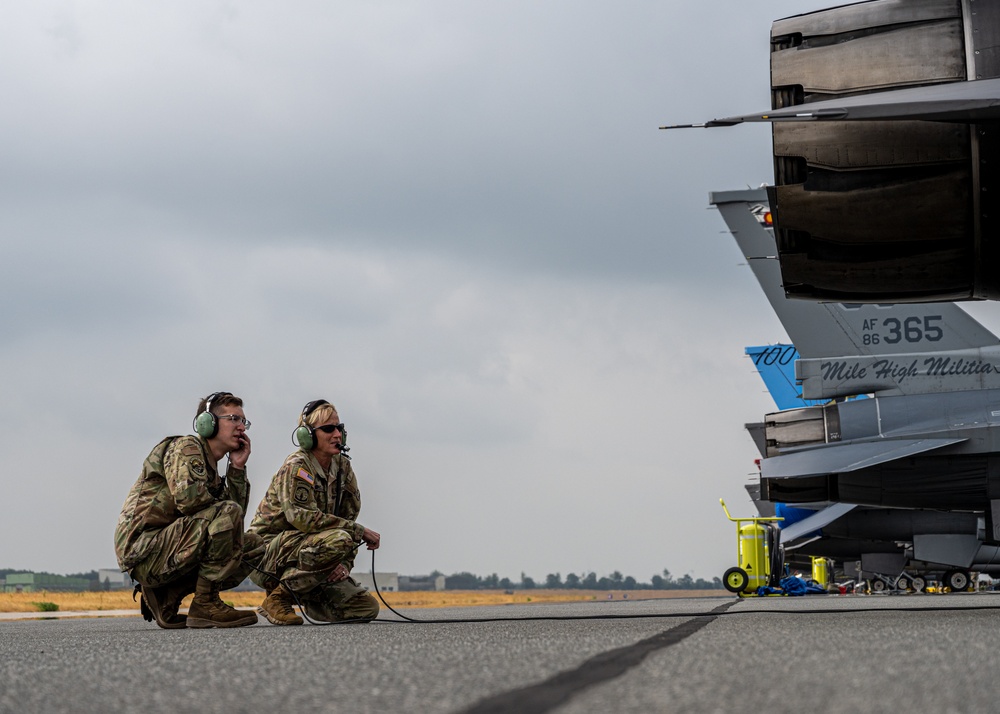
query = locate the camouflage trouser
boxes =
[299,578,379,622]
[251,527,379,621]
[131,501,264,590]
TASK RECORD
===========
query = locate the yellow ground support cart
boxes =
[720,499,784,595]
[811,556,832,589]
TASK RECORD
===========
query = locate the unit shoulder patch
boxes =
[294,484,311,505]
[189,457,206,477]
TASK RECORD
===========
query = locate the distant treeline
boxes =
[0,569,99,580]
[437,570,723,591]
[2,567,723,592]
[0,569,108,592]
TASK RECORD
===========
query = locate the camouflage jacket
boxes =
[249,450,364,542]
[114,435,250,571]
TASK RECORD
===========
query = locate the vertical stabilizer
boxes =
[711,189,1000,359]
[745,344,825,410]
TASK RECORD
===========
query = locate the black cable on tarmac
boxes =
[365,549,1000,624]
[248,549,1000,627]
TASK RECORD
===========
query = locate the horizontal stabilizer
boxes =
[779,502,857,545]
[667,77,1000,128]
[761,437,966,479]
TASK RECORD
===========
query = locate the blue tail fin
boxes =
[746,344,824,410]
[747,342,869,409]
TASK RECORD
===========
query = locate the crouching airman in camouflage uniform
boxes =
[114,392,264,629]
[250,399,381,625]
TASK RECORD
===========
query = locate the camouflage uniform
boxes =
[249,449,378,621]
[115,435,263,591]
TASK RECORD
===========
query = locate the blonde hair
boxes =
[299,400,337,428]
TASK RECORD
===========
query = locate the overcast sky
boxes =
[9,0,990,585]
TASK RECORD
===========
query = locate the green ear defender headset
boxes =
[293,399,329,451]
[193,391,232,439]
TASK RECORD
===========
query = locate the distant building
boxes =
[398,574,446,592]
[353,572,399,592]
[98,569,133,590]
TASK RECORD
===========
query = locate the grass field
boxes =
[0,588,728,613]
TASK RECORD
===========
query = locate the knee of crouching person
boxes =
[213,500,244,527]
[354,592,380,621]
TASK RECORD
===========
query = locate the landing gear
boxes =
[943,570,971,592]
[892,573,924,592]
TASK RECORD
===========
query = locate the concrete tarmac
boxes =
[3,593,1000,713]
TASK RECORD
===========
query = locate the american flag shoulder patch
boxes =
[296,468,314,485]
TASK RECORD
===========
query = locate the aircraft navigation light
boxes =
[750,204,773,227]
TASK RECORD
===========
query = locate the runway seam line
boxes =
[455,600,736,714]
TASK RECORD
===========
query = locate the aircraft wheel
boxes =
[723,567,749,594]
[871,579,886,592]
[944,570,970,592]
[910,576,926,593]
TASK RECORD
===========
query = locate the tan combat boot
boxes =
[258,584,303,626]
[186,577,258,628]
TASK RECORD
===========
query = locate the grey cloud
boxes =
[0,0,834,580]
[1,2,782,283]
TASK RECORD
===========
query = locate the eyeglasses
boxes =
[315,423,345,434]
[218,414,251,429]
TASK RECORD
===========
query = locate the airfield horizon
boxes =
[0,588,729,615]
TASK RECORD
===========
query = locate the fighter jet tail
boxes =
[746,343,826,410]
[712,189,1000,361]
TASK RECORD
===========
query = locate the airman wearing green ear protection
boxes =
[249,398,381,625]
[114,391,265,629]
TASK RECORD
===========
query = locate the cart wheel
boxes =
[894,575,910,591]
[723,567,750,593]
[910,576,926,593]
[944,570,969,592]
[871,578,886,592]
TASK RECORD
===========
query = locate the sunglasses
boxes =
[315,423,345,434]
